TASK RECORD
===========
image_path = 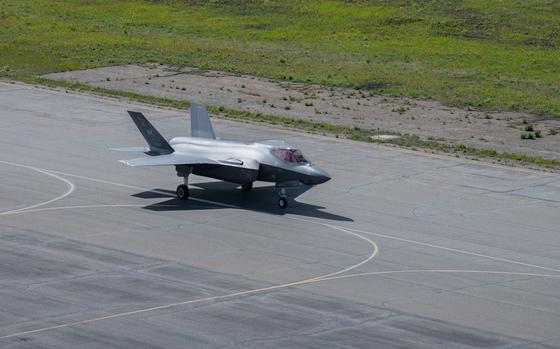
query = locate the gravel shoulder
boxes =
[44,63,560,160]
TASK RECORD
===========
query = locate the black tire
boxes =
[278,197,288,209]
[241,182,253,191]
[176,184,189,200]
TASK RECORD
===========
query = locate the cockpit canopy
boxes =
[271,148,308,164]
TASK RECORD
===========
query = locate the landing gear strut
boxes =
[176,174,190,200]
[241,182,253,191]
[278,188,288,209]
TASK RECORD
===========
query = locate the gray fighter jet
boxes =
[114,103,330,208]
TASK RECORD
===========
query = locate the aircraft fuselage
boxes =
[169,137,330,186]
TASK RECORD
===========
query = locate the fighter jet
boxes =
[113,103,330,208]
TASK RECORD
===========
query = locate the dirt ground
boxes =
[44,63,560,160]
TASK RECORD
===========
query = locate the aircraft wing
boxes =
[120,153,219,167]
[110,146,150,152]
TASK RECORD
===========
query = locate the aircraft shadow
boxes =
[133,181,353,222]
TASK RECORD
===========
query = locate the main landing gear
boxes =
[278,188,288,209]
[176,175,189,200]
[176,184,189,200]
[176,176,288,209]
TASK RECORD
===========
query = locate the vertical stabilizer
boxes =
[127,111,174,155]
[190,103,216,139]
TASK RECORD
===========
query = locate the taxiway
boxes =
[1,81,560,348]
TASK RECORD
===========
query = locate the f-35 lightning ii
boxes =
[114,103,330,208]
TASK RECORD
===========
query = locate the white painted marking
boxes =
[343,226,560,274]
[0,164,379,339]
[11,164,560,274]
[2,161,559,340]
[321,269,560,283]
[3,203,380,283]
[287,216,378,280]
[1,269,558,340]
[0,160,75,216]
[7,204,176,214]
[43,169,238,209]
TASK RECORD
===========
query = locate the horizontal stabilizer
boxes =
[120,153,219,167]
[110,146,150,152]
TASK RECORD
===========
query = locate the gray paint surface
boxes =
[1,81,560,348]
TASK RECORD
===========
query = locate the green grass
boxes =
[32,76,560,170]
[1,0,559,116]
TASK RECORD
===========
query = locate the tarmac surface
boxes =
[1,81,560,348]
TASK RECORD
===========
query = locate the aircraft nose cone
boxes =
[303,166,331,185]
[314,167,331,184]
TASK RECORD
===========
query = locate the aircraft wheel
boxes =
[241,182,253,191]
[176,184,189,200]
[278,197,288,209]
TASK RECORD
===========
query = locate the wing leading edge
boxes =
[120,153,219,167]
